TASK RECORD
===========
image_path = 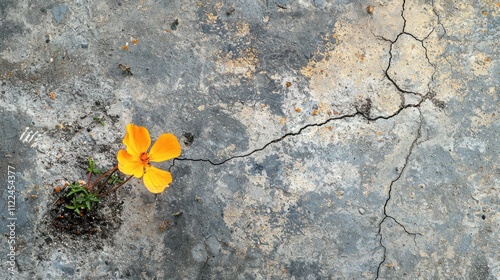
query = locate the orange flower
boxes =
[117,124,181,193]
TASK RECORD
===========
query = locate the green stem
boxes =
[98,175,133,197]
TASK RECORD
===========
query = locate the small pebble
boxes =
[358,208,366,215]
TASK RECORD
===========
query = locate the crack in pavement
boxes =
[374,1,440,278]
[174,0,445,167]
[177,0,440,168]
[374,0,439,103]
[175,97,427,167]
[173,2,441,279]
[431,0,448,40]
[375,108,423,280]
[174,96,430,280]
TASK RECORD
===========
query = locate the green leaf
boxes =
[93,116,105,126]
[66,190,77,197]
[107,173,124,185]
[87,158,104,175]
[64,179,102,215]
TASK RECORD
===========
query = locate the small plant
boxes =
[93,116,105,126]
[65,182,100,215]
[87,158,103,175]
[107,173,124,185]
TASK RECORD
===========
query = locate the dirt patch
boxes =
[50,190,123,237]
[43,185,124,245]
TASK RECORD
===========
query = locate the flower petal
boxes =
[148,133,181,162]
[117,149,145,178]
[142,166,173,193]
[123,124,151,157]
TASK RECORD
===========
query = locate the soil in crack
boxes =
[47,186,124,240]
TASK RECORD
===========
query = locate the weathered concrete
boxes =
[0,0,498,279]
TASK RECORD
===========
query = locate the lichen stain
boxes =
[236,22,250,37]
[215,48,258,81]
[203,2,223,24]
[206,12,218,23]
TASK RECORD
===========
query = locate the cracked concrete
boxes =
[376,107,423,279]
[1,0,498,279]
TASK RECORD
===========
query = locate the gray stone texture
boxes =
[0,0,498,279]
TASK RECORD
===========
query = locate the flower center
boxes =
[140,152,150,164]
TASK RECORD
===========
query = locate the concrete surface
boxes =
[0,0,498,279]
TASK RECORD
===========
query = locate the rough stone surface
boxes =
[51,4,68,24]
[388,34,434,95]
[0,0,498,279]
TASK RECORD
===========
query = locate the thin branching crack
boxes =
[431,0,448,39]
[374,0,439,277]
[407,29,438,95]
[384,34,423,99]
[375,108,423,279]
[178,0,445,169]
[371,30,394,43]
[385,30,434,98]
[175,2,437,279]
[176,97,426,167]
[401,0,407,32]
[381,0,442,101]
[176,111,359,166]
